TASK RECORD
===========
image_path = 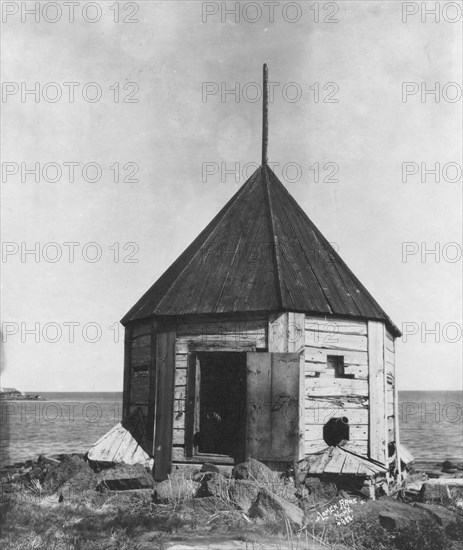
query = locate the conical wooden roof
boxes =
[122,165,399,335]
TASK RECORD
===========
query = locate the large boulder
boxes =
[414,503,458,528]
[379,512,408,531]
[232,459,277,484]
[196,472,229,499]
[229,480,260,513]
[97,463,154,492]
[249,488,304,528]
[43,454,93,492]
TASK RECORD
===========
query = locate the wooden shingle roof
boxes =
[122,165,400,335]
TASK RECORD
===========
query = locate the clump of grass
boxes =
[154,471,198,506]
[393,519,448,550]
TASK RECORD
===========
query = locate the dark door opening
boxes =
[194,352,246,459]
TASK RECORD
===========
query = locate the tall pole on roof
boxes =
[262,63,268,165]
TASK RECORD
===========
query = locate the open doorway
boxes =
[191,352,246,460]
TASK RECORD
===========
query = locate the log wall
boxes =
[304,316,369,457]
[123,320,155,454]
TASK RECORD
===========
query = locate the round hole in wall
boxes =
[323,417,350,447]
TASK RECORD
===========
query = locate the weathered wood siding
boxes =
[304,316,369,457]
[386,329,396,447]
[122,321,155,454]
[172,317,267,462]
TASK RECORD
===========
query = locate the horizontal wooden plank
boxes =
[172,446,186,462]
[174,398,185,414]
[130,346,151,367]
[304,332,367,352]
[176,319,267,348]
[346,366,368,379]
[175,354,188,368]
[386,348,395,366]
[305,404,368,425]
[305,423,368,442]
[171,446,235,464]
[177,318,266,334]
[305,316,367,336]
[173,428,185,445]
[304,366,368,381]
[174,387,186,401]
[176,339,260,354]
[305,377,368,398]
[131,334,151,348]
[304,439,329,454]
[173,415,185,430]
[175,368,187,387]
[129,376,149,403]
[188,341,257,352]
[305,348,368,366]
[131,323,151,338]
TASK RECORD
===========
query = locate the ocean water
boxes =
[0,391,462,468]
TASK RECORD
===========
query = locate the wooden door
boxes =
[246,352,300,462]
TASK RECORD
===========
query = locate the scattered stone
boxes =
[37,455,60,467]
[420,478,463,503]
[97,463,154,492]
[183,495,234,515]
[229,480,260,513]
[249,489,304,528]
[232,459,276,484]
[232,463,249,480]
[29,467,46,483]
[200,463,220,475]
[304,477,338,502]
[426,470,442,479]
[196,472,229,499]
[43,454,91,491]
[379,512,408,531]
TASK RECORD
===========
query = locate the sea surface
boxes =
[0,391,462,468]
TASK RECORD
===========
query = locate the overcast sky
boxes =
[1,1,462,391]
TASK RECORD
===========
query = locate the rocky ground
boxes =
[0,455,462,550]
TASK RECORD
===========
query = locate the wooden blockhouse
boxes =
[114,162,403,483]
[89,66,406,490]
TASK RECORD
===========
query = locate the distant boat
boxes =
[0,387,42,400]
